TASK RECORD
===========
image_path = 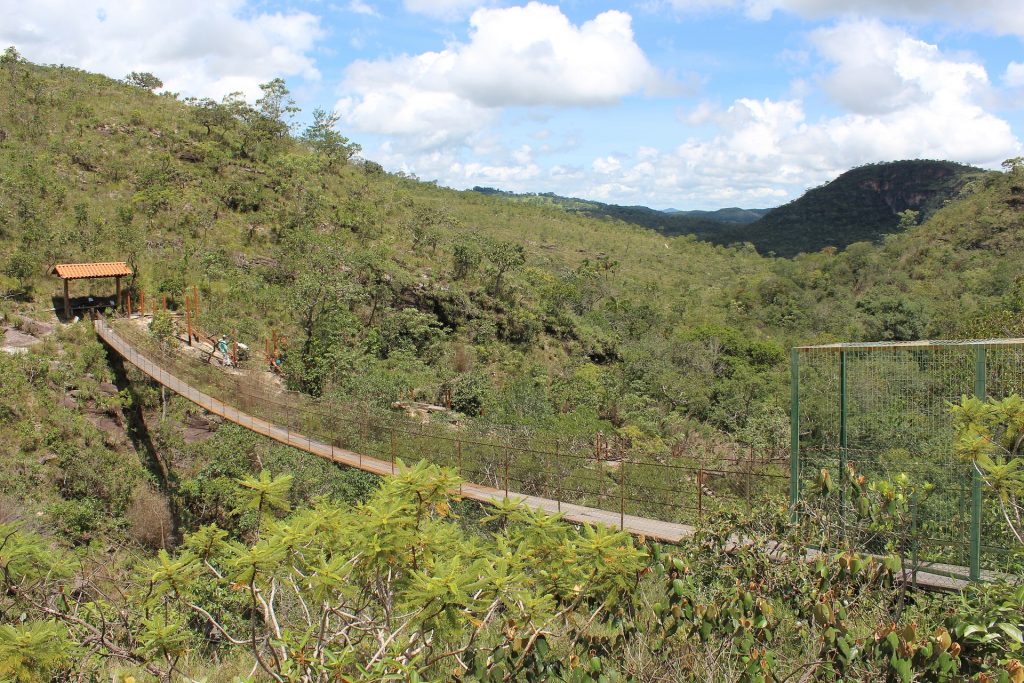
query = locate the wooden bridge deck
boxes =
[93,317,1007,591]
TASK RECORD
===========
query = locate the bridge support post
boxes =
[555,440,561,512]
[503,446,509,499]
[698,461,703,522]
[390,427,396,475]
[618,439,625,531]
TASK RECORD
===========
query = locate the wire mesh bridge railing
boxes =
[95,314,790,540]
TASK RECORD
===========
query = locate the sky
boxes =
[1,0,1023,210]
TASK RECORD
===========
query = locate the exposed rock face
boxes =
[2,328,41,354]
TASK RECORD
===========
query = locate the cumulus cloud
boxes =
[374,18,1019,209]
[666,0,1024,36]
[338,3,662,148]
[567,19,1020,206]
[1006,62,1024,88]
[347,1,380,17]
[403,0,497,21]
[0,0,323,100]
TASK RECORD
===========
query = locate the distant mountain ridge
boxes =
[706,160,989,256]
[470,187,769,235]
[473,160,985,259]
[662,207,768,224]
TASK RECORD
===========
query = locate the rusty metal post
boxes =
[127,293,132,318]
[457,439,463,495]
[193,285,199,321]
[697,459,704,523]
[185,296,193,345]
[390,427,397,475]
[746,446,753,513]
[555,440,561,512]
[504,445,510,499]
[619,439,625,530]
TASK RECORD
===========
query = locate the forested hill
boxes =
[470,186,768,235]
[713,160,989,256]
[2,53,1023,447]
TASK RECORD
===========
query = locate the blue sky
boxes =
[2,0,1022,209]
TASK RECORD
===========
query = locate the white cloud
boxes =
[1006,62,1024,88]
[809,20,990,115]
[0,0,323,100]
[372,18,1020,209]
[592,156,623,173]
[666,0,1024,36]
[347,1,380,17]
[339,3,662,148]
[566,19,1020,207]
[403,0,496,21]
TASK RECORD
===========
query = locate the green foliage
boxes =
[0,621,74,682]
[952,395,1024,545]
[123,71,162,91]
[148,309,174,345]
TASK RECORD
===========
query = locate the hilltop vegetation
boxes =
[470,186,767,237]
[718,160,988,256]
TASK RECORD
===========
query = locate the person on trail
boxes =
[217,334,233,367]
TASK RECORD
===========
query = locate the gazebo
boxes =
[52,262,133,319]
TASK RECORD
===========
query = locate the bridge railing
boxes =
[100,314,790,528]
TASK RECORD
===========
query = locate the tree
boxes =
[186,97,233,138]
[897,209,919,231]
[255,77,298,128]
[484,240,525,296]
[452,241,481,280]
[124,71,163,91]
[1002,157,1024,175]
[301,107,360,169]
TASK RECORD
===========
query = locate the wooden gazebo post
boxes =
[63,279,71,319]
[115,275,122,311]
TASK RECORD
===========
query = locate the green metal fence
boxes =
[791,338,1024,581]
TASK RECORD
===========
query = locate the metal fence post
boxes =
[839,349,848,540]
[790,348,800,523]
[970,345,986,581]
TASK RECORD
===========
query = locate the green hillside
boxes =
[471,186,767,234]
[2,53,1024,682]
[717,160,988,256]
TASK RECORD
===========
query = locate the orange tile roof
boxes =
[53,262,133,280]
